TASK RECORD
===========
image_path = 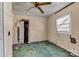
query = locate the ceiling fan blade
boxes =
[26,7,34,11]
[38,2,51,6]
[31,2,36,5]
[37,6,44,14]
[31,2,51,6]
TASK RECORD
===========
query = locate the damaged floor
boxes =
[13,41,74,57]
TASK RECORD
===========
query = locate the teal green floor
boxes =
[13,41,73,57]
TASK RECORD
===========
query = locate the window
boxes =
[56,15,71,35]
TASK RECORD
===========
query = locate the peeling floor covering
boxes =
[13,41,74,57]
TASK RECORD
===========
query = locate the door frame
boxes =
[0,2,4,56]
[19,19,29,43]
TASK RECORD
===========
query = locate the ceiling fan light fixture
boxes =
[26,2,51,14]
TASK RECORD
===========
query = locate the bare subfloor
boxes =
[13,41,75,57]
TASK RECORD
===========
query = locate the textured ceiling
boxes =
[12,2,71,17]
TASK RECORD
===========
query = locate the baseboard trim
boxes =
[28,40,48,44]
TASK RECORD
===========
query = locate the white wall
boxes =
[3,2,13,57]
[48,3,79,56]
[13,15,47,44]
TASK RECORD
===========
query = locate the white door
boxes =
[0,2,4,57]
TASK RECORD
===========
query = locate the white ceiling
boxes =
[12,2,71,17]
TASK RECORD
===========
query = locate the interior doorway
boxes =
[24,21,29,43]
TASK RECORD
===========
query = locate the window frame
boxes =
[56,15,72,35]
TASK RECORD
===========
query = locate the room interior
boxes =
[0,2,79,57]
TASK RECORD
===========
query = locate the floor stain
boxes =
[13,41,74,57]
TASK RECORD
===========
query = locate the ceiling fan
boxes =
[26,2,51,14]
